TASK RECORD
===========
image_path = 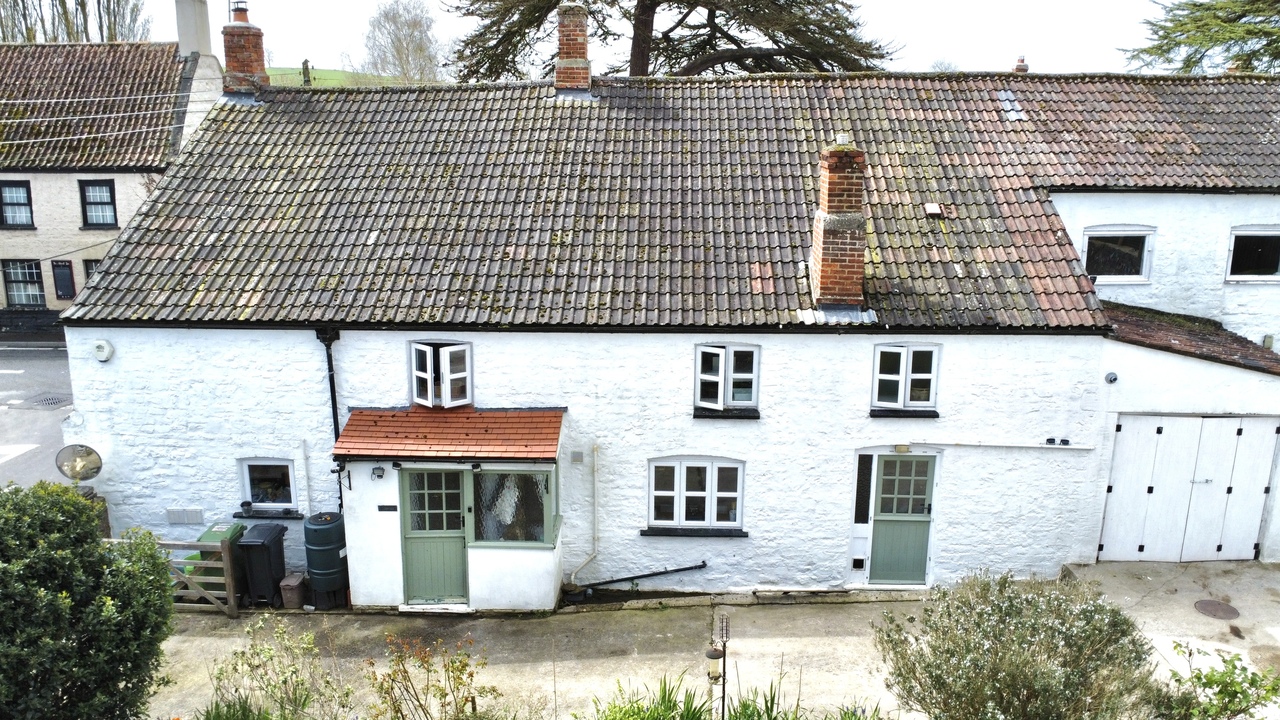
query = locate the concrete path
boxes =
[151,563,1280,720]
[152,597,915,719]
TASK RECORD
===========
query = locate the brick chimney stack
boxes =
[1013,56,1029,73]
[222,0,269,94]
[810,145,868,307]
[555,3,591,92]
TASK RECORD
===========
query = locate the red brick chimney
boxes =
[222,0,270,94]
[1013,56,1029,73]
[810,144,868,307]
[555,3,591,91]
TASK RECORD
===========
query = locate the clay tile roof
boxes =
[0,42,189,170]
[1104,301,1280,376]
[67,73,1280,330]
[332,406,565,461]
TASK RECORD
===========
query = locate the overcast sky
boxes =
[143,0,1161,75]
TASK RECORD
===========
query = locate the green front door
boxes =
[402,470,468,603]
[869,456,934,584]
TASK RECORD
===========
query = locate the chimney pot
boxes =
[555,3,591,92]
[222,1,269,94]
[1013,56,1029,73]
[810,146,868,307]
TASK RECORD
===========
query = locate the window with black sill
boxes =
[871,344,940,418]
[237,459,302,516]
[693,344,760,418]
[642,457,747,537]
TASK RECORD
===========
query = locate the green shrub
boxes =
[196,695,274,720]
[1149,641,1280,719]
[874,571,1153,720]
[206,615,355,720]
[584,676,708,720]
[0,482,173,719]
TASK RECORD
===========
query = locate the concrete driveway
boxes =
[149,563,1280,720]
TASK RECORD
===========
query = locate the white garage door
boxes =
[1098,415,1278,562]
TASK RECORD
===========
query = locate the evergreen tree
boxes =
[1128,0,1280,73]
[450,0,889,81]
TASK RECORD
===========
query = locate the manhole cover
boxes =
[1195,599,1240,620]
[18,392,72,410]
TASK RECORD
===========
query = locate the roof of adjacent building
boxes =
[64,73,1280,330]
[1104,302,1280,376]
[0,42,192,171]
[332,406,564,460]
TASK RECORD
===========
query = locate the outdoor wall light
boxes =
[893,444,911,454]
[391,461,402,470]
[472,462,482,470]
[371,466,386,480]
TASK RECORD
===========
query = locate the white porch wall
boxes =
[1051,192,1280,346]
[1099,339,1280,561]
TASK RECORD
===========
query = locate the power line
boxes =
[0,123,188,147]
[1,236,121,275]
[0,107,179,125]
[0,89,217,105]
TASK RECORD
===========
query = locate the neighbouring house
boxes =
[60,4,1280,611]
[0,0,221,337]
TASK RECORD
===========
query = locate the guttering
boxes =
[569,443,600,584]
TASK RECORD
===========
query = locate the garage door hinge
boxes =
[1138,544,1145,552]
[1156,426,1163,434]
[1237,428,1244,436]
[1147,486,1154,494]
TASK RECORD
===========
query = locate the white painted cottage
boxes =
[0,0,221,336]
[60,5,1280,611]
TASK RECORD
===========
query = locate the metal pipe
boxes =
[582,560,707,589]
[315,327,342,511]
[569,443,600,584]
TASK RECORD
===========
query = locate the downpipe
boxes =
[569,443,600,584]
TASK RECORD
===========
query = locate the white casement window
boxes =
[873,344,939,409]
[694,344,760,410]
[648,458,744,528]
[1082,225,1155,281]
[240,459,296,509]
[1226,229,1280,281]
[410,341,473,408]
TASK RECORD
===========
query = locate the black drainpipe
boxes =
[315,327,342,511]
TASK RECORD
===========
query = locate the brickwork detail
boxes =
[222,7,270,94]
[555,3,590,90]
[812,147,867,306]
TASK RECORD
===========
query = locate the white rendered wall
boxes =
[467,540,563,611]
[1098,339,1280,561]
[63,326,341,569]
[0,173,152,311]
[332,330,1110,594]
[1051,192,1280,346]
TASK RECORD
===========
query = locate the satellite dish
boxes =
[55,444,102,481]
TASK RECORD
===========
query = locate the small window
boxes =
[2,260,45,307]
[0,182,34,228]
[84,259,102,277]
[694,344,760,411]
[648,458,744,529]
[410,341,472,408]
[241,460,295,508]
[1228,234,1280,279]
[873,344,938,409]
[79,180,117,228]
[51,260,75,300]
[1083,229,1153,279]
[473,471,552,543]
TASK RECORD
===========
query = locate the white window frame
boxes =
[239,458,297,510]
[1226,226,1280,282]
[409,341,473,408]
[647,457,745,529]
[872,344,940,409]
[1081,224,1155,283]
[694,344,760,410]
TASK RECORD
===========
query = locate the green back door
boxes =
[402,470,468,603]
[869,456,934,584]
